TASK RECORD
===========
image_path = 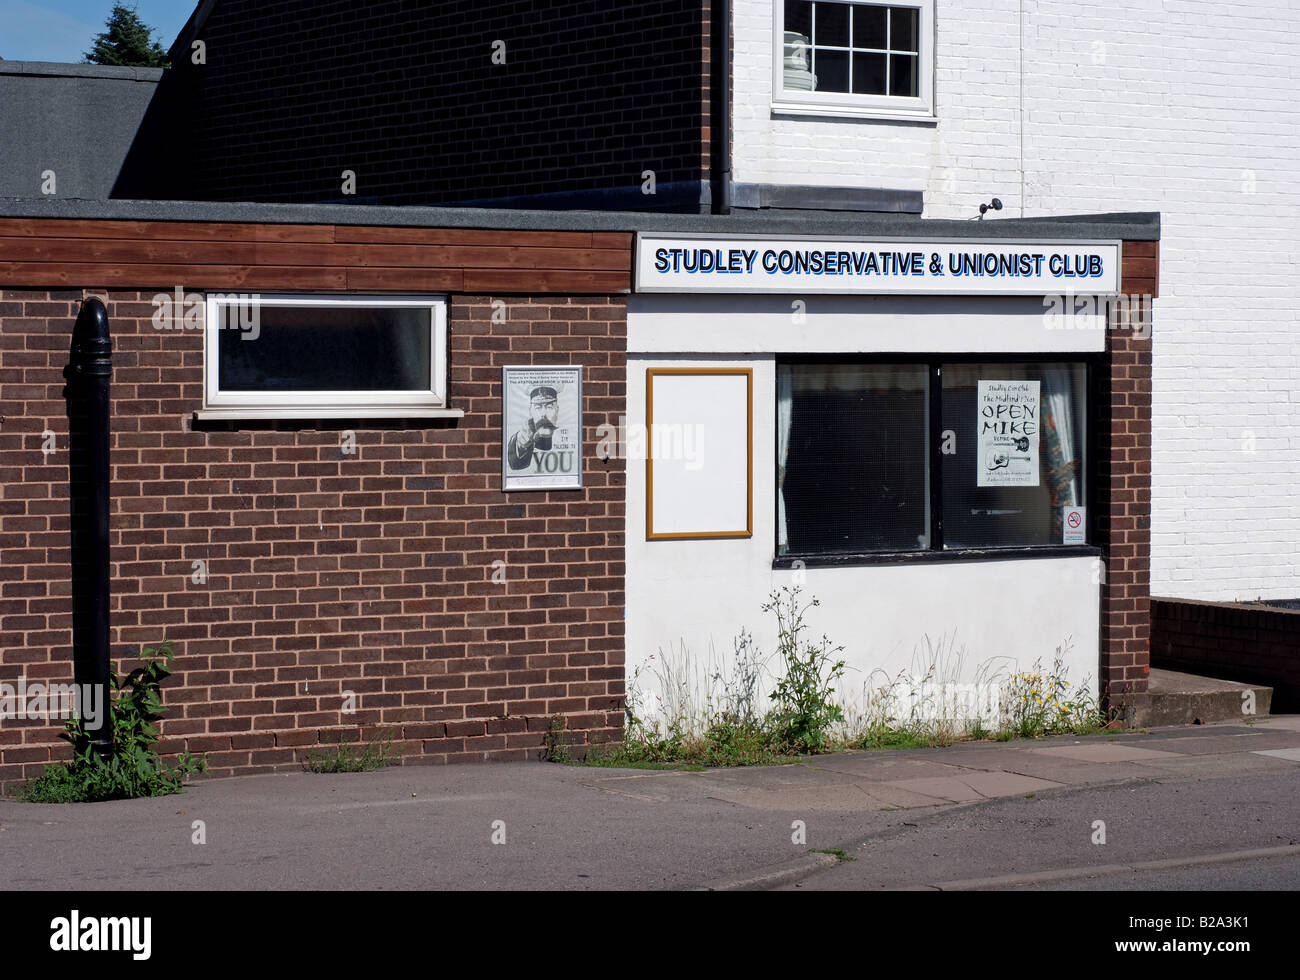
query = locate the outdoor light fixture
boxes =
[978,197,1004,216]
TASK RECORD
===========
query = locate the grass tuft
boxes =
[302,730,397,773]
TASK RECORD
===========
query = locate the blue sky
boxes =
[0,1,194,63]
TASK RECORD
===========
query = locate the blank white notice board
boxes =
[646,368,753,539]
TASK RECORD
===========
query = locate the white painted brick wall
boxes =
[735,0,1300,601]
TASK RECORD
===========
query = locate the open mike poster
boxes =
[977,379,1040,487]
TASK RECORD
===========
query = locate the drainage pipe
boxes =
[713,0,732,214]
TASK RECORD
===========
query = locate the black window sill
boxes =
[773,544,1103,569]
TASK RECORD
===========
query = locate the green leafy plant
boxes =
[577,650,786,769]
[302,728,398,772]
[540,715,574,764]
[852,727,932,750]
[575,590,847,767]
[18,641,205,803]
[765,587,845,754]
[997,643,1104,738]
[964,716,991,741]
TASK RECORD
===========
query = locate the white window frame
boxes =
[198,293,458,420]
[772,0,935,121]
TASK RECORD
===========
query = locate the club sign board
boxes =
[635,234,1121,296]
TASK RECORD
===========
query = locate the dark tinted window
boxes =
[941,363,1087,548]
[218,305,432,392]
[778,363,929,554]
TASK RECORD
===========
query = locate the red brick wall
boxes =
[0,288,627,785]
[1100,240,1157,717]
[1152,597,1300,713]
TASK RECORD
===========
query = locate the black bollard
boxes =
[69,298,112,747]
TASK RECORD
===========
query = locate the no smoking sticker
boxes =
[1063,506,1086,544]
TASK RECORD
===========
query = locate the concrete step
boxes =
[1137,669,1273,727]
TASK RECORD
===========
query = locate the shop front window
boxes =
[941,363,1087,550]
[778,363,929,554]
[777,359,1091,560]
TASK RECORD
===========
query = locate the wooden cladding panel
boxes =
[0,237,630,272]
[1120,239,1159,298]
[0,219,634,294]
[462,269,630,293]
[0,218,1149,298]
[0,218,337,243]
[0,262,349,291]
[334,225,607,248]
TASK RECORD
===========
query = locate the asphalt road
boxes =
[2,719,1298,891]
[0,764,900,891]
[780,771,1300,890]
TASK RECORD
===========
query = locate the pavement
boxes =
[2,715,1299,890]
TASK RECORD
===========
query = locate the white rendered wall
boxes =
[625,302,1101,719]
[627,293,1105,353]
[733,0,1300,600]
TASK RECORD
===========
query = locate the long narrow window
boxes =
[202,293,449,419]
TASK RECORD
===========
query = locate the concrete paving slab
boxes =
[573,761,942,812]
[895,746,1080,771]
[1123,752,1300,778]
[685,763,955,811]
[844,781,967,810]
[701,764,852,789]
[1127,733,1300,756]
[883,771,1062,804]
[699,781,929,813]
[575,765,841,805]
[1029,743,1184,763]
[576,774,692,804]
[872,779,984,804]
[1254,717,1300,733]
[1254,748,1300,763]
[897,748,1058,770]
[800,754,979,781]
[954,771,1065,797]
[954,756,1165,786]
[1134,724,1259,738]
[874,778,975,804]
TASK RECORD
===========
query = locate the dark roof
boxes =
[0,197,1160,240]
[0,60,163,80]
[0,63,162,201]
